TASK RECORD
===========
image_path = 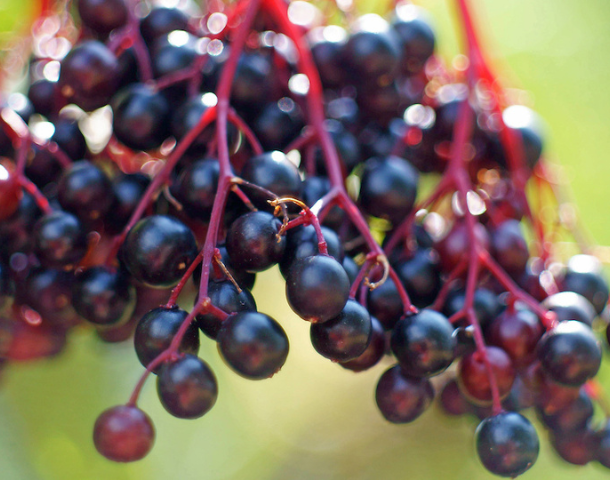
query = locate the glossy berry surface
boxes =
[391,309,455,377]
[134,307,200,372]
[111,84,171,151]
[122,215,198,288]
[340,316,386,372]
[226,211,285,273]
[157,354,218,419]
[358,155,418,224]
[195,280,256,340]
[561,254,609,315]
[285,254,350,323]
[93,405,155,462]
[33,211,88,269]
[475,412,539,477]
[310,299,372,362]
[217,311,289,380]
[58,40,119,111]
[239,151,303,206]
[72,266,135,326]
[541,291,596,326]
[536,320,601,387]
[375,364,434,423]
[57,161,114,223]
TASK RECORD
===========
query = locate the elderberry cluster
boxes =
[0,0,609,477]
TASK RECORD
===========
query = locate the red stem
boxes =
[126,0,261,407]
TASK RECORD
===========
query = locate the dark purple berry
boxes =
[134,307,200,372]
[33,211,88,268]
[285,254,350,323]
[391,309,455,377]
[58,40,119,111]
[122,215,198,288]
[217,311,289,380]
[72,266,136,326]
[310,299,372,362]
[226,211,285,273]
[475,412,539,477]
[157,354,218,419]
[536,320,601,387]
[195,280,256,340]
[375,364,434,423]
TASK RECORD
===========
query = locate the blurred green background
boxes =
[2,0,610,479]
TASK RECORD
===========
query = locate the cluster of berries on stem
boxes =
[1,0,610,476]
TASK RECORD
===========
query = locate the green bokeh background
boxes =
[1,1,610,479]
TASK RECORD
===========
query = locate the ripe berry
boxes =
[217,311,289,380]
[391,309,455,377]
[33,211,88,269]
[367,278,403,330]
[21,268,78,328]
[77,0,128,36]
[140,7,190,45]
[239,151,303,207]
[134,307,200,372]
[537,389,593,433]
[541,291,596,326]
[375,364,434,423]
[536,320,601,387]
[391,4,436,75]
[58,40,119,111]
[310,299,372,362]
[280,224,343,278]
[561,254,609,315]
[51,114,88,160]
[394,249,441,308]
[106,173,151,233]
[72,266,135,326]
[171,158,219,220]
[285,254,350,323]
[0,192,41,258]
[439,378,471,416]
[550,428,596,465]
[157,354,218,419]
[111,84,171,151]
[57,161,114,223]
[195,280,257,340]
[341,15,401,83]
[309,25,348,88]
[475,412,539,477]
[226,211,285,273]
[596,421,610,468]
[253,99,305,151]
[490,219,529,277]
[93,405,155,462]
[358,155,418,224]
[122,215,198,288]
[340,316,386,372]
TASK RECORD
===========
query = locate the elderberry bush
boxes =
[1,0,610,477]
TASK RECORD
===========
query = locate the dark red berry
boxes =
[375,364,434,423]
[93,405,155,462]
